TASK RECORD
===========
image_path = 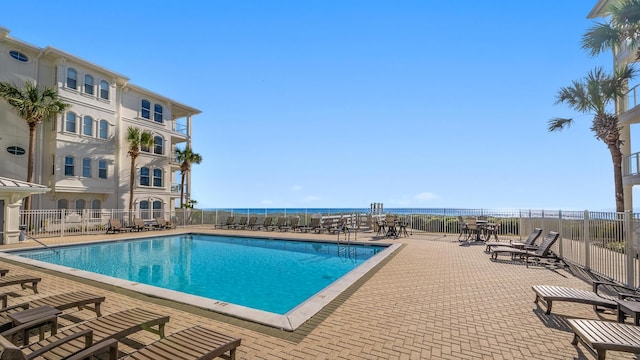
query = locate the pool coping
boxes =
[0,233,401,331]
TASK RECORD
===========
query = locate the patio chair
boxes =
[133,218,152,232]
[490,231,560,267]
[463,217,479,241]
[567,318,640,360]
[218,216,235,229]
[532,281,640,315]
[68,325,242,360]
[246,216,258,230]
[259,216,273,231]
[106,219,129,234]
[0,275,41,294]
[231,216,248,230]
[155,218,175,229]
[3,307,169,349]
[269,217,285,231]
[384,215,397,238]
[299,217,321,233]
[280,217,299,232]
[485,227,542,253]
[321,217,335,233]
[0,291,105,332]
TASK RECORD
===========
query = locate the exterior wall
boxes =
[0,28,199,216]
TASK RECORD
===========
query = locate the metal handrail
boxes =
[24,233,58,254]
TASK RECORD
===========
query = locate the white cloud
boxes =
[261,199,273,205]
[292,185,303,191]
[302,195,320,202]
[415,192,437,201]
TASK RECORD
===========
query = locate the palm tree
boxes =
[174,147,202,208]
[126,126,153,221]
[582,0,640,58]
[548,65,636,212]
[0,81,69,210]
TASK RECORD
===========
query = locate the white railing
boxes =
[626,83,640,111]
[625,152,640,176]
[18,207,640,289]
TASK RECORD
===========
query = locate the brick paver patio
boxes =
[0,229,629,359]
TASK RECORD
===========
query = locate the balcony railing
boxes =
[172,122,187,136]
[626,84,640,111]
[171,183,183,194]
[624,152,640,176]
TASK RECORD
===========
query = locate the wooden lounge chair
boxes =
[106,219,129,234]
[490,231,560,267]
[3,307,169,350]
[269,217,285,231]
[0,328,97,360]
[245,216,258,230]
[231,216,248,230]
[279,217,299,232]
[132,218,152,232]
[567,318,640,360]
[155,217,175,229]
[0,275,41,294]
[299,217,321,233]
[217,216,235,229]
[259,216,273,231]
[0,291,105,332]
[70,325,242,360]
[485,227,543,253]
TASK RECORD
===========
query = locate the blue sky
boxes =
[2,1,629,210]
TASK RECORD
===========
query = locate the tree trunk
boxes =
[180,171,186,208]
[23,124,38,211]
[608,143,625,212]
[128,156,136,224]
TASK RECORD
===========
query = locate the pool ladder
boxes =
[337,222,356,262]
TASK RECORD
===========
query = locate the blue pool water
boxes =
[12,234,385,314]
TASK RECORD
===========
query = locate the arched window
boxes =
[66,68,77,89]
[140,167,150,186]
[140,200,150,219]
[83,116,93,136]
[84,74,94,95]
[75,199,85,211]
[65,112,77,133]
[141,99,151,119]
[98,160,107,179]
[153,136,163,155]
[99,120,108,139]
[153,201,163,219]
[154,104,163,123]
[57,199,68,209]
[91,199,101,218]
[99,80,109,100]
[153,168,163,187]
[64,156,75,176]
[82,158,92,177]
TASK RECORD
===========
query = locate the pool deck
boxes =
[0,228,628,359]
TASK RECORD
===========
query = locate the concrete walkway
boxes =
[0,229,629,359]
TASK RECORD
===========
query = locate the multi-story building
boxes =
[588,1,640,211]
[0,27,200,217]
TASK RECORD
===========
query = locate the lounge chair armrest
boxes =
[26,329,96,360]
[64,338,118,360]
[619,292,640,300]
[1,314,57,346]
[0,294,6,308]
[593,280,618,294]
[0,302,30,313]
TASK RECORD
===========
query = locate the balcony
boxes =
[623,152,640,185]
[171,183,183,194]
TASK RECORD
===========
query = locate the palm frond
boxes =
[547,118,573,132]
[582,22,621,56]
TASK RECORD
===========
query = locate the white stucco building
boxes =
[0,27,200,217]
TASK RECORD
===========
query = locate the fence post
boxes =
[557,210,563,259]
[625,211,634,287]
[584,210,590,271]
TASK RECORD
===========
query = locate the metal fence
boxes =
[18,207,640,289]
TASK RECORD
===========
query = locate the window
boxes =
[6,146,25,155]
[83,116,93,136]
[153,169,162,187]
[153,201,163,219]
[99,120,108,139]
[140,167,150,186]
[154,104,163,123]
[67,68,77,89]
[84,74,94,95]
[91,199,101,218]
[57,199,68,210]
[82,158,92,177]
[64,156,75,176]
[153,136,163,155]
[75,199,85,211]
[98,160,107,179]
[9,50,28,62]
[140,201,150,219]
[65,112,77,133]
[99,80,109,100]
[141,142,151,153]
[141,100,151,119]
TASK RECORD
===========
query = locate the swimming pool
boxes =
[3,233,400,330]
